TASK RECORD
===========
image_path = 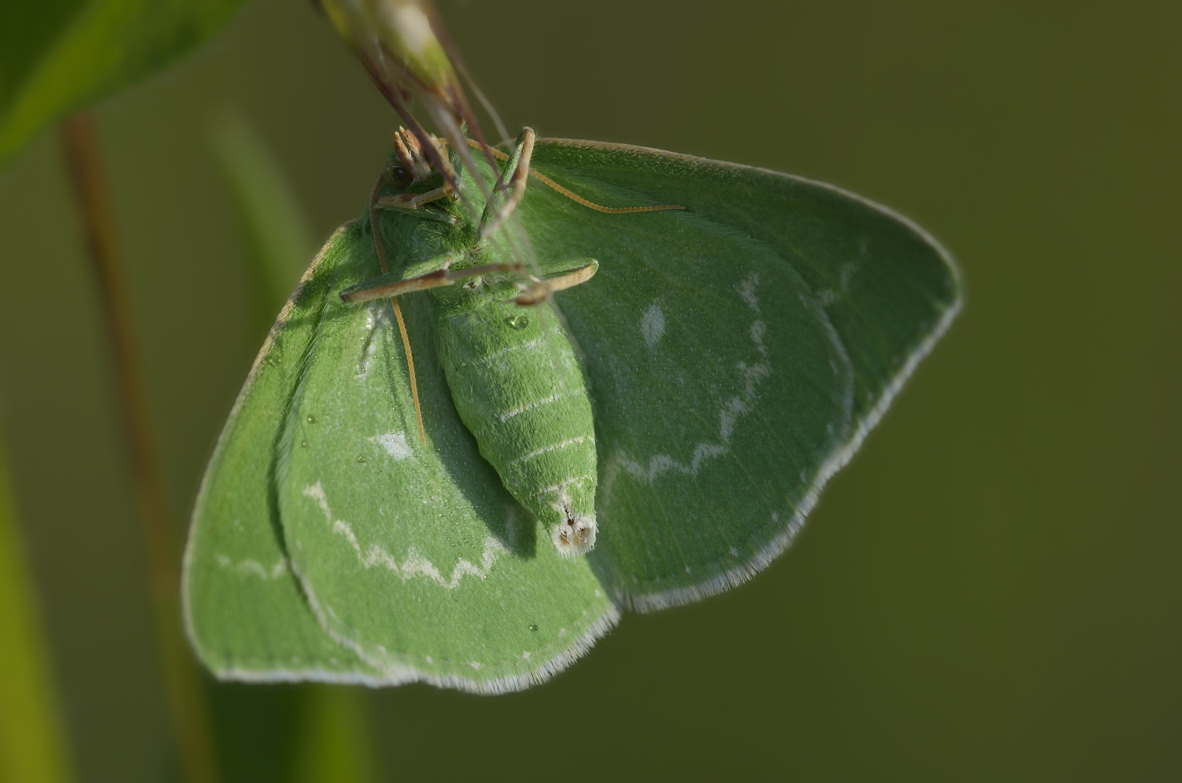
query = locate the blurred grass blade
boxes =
[294,688,375,783]
[210,113,314,331]
[61,110,218,783]
[0,431,73,783]
[0,0,247,169]
[208,115,375,783]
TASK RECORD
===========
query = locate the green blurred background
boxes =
[2,0,1180,780]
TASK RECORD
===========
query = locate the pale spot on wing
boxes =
[602,348,767,491]
[817,263,861,309]
[599,277,773,501]
[840,261,860,290]
[750,321,768,358]
[599,270,857,513]
[719,359,769,442]
[641,303,665,348]
[738,272,760,311]
[302,482,505,588]
[356,303,392,381]
[371,431,412,460]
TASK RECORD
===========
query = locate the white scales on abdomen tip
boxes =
[550,491,597,556]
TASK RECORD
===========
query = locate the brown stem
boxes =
[59,111,219,783]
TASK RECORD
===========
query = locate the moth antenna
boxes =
[529,169,684,214]
[368,168,389,272]
[369,167,428,446]
[391,298,426,446]
[468,140,686,214]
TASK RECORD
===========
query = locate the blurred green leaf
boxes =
[210,112,314,333]
[0,0,247,168]
[0,432,73,783]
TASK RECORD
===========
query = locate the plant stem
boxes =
[60,111,219,783]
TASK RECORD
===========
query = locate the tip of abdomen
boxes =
[552,512,597,556]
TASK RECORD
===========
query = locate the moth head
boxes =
[392,126,436,184]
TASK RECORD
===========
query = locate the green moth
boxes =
[182,127,961,692]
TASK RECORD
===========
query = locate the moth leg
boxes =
[340,260,525,304]
[467,136,684,215]
[515,260,599,306]
[377,186,458,223]
[478,127,536,240]
[363,127,459,447]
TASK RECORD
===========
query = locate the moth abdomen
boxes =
[434,294,599,555]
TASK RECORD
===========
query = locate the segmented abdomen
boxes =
[435,294,599,553]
